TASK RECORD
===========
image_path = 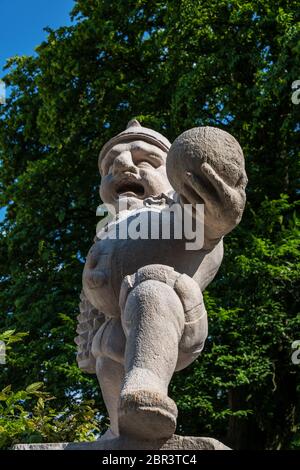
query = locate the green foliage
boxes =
[0,330,28,349]
[0,381,100,449]
[0,0,299,449]
[0,331,101,449]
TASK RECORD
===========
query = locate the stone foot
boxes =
[118,390,177,440]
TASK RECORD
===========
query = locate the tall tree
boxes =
[0,0,299,449]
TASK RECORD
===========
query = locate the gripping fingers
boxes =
[184,171,212,203]
[200,163,244,213]
[200,163,233,199]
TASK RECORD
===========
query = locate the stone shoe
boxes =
[118,390,178,440]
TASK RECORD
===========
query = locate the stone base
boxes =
[14,434,230,450]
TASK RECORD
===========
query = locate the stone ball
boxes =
[166,126,247,194]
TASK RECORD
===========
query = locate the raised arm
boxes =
[166,126,247,250]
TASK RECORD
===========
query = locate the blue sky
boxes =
[0,0,75,74]
[1,0,75,221]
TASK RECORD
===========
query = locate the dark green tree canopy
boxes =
[0,0,299,449]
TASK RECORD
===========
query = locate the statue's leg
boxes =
[118,265,185,440]
[95,356,124,439]
[118,264,207,440]
[91,317,126,438]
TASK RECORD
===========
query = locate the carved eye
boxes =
[137,155,162,169]
[137,161,153,168]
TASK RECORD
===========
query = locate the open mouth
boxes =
[115,180,145,197]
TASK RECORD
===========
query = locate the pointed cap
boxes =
[99,119,171,171]
[126,119,142,128]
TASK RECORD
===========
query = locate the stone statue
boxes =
[75,120,247,449]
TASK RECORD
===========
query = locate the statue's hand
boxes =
[184,162,246,243]
[166,127,247,247]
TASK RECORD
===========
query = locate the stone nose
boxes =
[112,151,138,176]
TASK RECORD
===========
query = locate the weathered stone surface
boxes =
[14,434,230,450]
[14,443,68,450]
[74,120,247,443]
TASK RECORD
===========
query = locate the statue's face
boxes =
[99,140,173,210]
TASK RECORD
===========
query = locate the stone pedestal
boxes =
[14,434,230,450]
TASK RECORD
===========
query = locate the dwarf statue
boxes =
[75,120,247,442]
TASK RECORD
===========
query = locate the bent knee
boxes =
[119,264,200,309]
[119,264,208,360]
[121,279,185,335]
